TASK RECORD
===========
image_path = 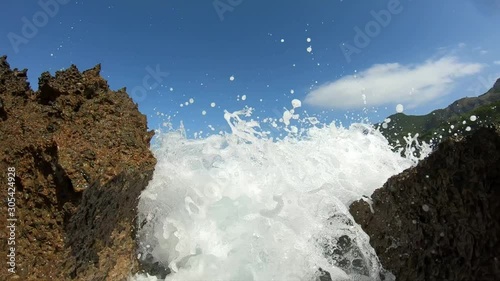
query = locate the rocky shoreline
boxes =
[350,126,500,280]
[0,56,155,280]
[1,57,499,280]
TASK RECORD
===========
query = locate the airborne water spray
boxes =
[132,100,428,281]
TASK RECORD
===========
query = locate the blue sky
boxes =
[1,0,500,137]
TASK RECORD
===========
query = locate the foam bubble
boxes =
[291,99,301,108]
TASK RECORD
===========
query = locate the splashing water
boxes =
[133,104,428,281]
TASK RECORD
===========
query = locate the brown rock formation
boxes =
[0,55,156,280]
[350,126,500,281]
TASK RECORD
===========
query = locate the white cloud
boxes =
[473,46,488,55]
[304,57,483,109]
[494,61,500,65]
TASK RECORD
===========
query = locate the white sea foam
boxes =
[133,104,427,281]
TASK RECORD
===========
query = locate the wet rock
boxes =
[350,126,500,281]
[0,96,6,120]
[65,169,155,280]
[318,268,332,281]
[0,56,156,280]
[137,253,170,280]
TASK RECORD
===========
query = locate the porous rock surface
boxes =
[350,126,500,281]
[0,55,156,280]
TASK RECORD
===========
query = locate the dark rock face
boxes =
[65,169,154,280]
[0,55,156,280]
[494,78,500,91]
[350,127,500,281]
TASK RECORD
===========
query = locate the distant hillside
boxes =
[378,78,500,148]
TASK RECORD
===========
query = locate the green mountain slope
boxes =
[378,78,500,148]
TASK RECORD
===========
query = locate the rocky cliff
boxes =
[0,56,156,280]
[350,126,500,280]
